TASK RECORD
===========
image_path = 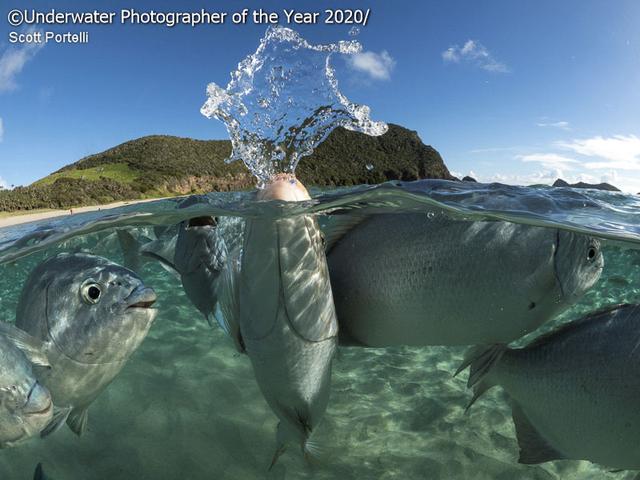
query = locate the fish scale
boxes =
[470,305,640,469]
[327,211,603,346]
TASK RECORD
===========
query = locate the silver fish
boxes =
[133,217,227,327]
[173,217,227,326]
[239,175,338,466]
[15,253,158,436]
[326,212,603,346]
[0,323,52,448]
[462,304,640,470]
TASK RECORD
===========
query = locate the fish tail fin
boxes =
[457,344,507,413]
[303,436,323,466]
[33,463,46,480]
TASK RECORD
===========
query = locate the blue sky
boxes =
[1,0,639,191]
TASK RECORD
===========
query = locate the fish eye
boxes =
[587,246,598,261]
[81,282,102,304]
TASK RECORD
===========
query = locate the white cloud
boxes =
[0,117,3,142]
[536,121,571,131]
[556,135,640,170]
[0,176,8,189]
[347,50,395,80]
[0,31,45,93]
[518,153,579,170]
[441,40,509,73]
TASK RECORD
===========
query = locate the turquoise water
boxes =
[1,180,639,480]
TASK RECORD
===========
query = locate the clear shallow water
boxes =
[0,180,639,480]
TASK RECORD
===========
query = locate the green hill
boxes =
[0,124,452,212]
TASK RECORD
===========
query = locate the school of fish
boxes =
[7,175,640,479]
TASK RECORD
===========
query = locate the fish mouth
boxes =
[188,216,217,228]
[24,383,53,416]
[26,398,53,416]
[125,286,157,310]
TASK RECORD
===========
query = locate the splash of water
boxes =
[200,26,387,185]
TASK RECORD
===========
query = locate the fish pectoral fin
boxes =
[215,254,245,354]
[41,407,72,438]
[0,322,49,367]
[67,406,89,436]
[268,444,287,471]
[511,400,565,464]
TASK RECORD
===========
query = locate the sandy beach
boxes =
[0,198,167,229]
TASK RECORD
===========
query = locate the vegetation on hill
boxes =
[552,178,620,192]
[0,124,452,212]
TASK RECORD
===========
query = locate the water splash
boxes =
[200,26,387,185]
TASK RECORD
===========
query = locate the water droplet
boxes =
[365,163,374,171]
[200,26,387,184]
[349,26,360,37]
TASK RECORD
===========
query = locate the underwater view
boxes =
[2,3,640,480]
[0,182,639,480]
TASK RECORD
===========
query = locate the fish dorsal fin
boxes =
[511,399,565,464]
[0,322,49,367]
[455,344,507,412]
[322,214,369,254]
[115,229,142,272]
[140,236,179,271]
[140,246,180,279]
[67,406,89,436]
[526,303,636,350]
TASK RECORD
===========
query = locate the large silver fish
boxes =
[15,253,158,436]
[239,175,338,466]
[326,212,603,346]
[0,323,52,447]
[462,304,640,470]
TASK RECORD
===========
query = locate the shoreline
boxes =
[0,197,167,229]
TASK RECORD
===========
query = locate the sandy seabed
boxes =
[0,241,639,480]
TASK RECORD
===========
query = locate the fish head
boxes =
[0,337,52,446]
[258,174,311,202]
[18,253,157,365]
[554,231,604,303]
[174,216,227,319]
[175,216,226,275]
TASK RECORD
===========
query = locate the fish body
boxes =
[239,175,338,463]
[134,216,227,327]
[173,217,227,326]
[0,325,52,447]
[15,253,157,435]
[327,212,603,346]
[465,304,640,469]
